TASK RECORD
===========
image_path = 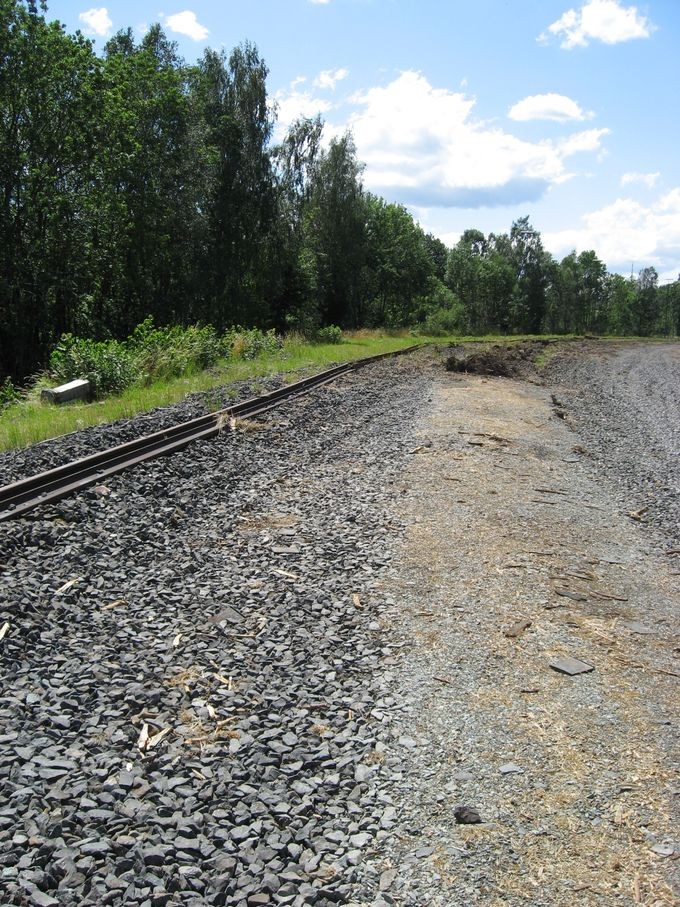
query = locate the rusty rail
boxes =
[0,345,424,521]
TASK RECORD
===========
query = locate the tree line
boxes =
[1,1,678,381]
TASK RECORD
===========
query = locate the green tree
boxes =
[304,133,367,327]
[195,42,277,327]
[635,267,659,335]
[0,0,101,377]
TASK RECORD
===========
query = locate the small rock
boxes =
[454,806,482,825]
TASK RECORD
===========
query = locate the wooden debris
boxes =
[101,598,128,611]
[554,587,588,602]
[0,621,9,642]
[533,488,569,495]
[504,619,532,639]
[55,577,82,595]
[137,723,150,752]
[352,593,362,609]
[629,506,649,521]
[591,589,629,602]
[147,727,171,749]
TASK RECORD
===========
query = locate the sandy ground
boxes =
[376,368,679,906]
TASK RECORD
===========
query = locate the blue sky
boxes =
[46,0,680,281]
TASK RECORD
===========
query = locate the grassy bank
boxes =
[0,332,428,453]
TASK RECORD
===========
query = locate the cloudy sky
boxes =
[48,0,679,280]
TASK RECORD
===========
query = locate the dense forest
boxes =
[1,1,679,382]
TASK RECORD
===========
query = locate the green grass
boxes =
[0,332,429,452]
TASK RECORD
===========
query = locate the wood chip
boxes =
[0,621,9,641]
[271,568,298,580]
[590,589,629,602]
[55,577,82,595]
[137,723,150,752]
[101,598,128,611]
[504,619,532,639]
[352,593,362,609]
[147,727,171,749]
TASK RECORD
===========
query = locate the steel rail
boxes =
[0,344,423,522]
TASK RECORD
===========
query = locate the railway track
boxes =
[0,344,423,522]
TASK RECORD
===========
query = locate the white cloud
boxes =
[309,0,331,4]
[544,188,680,273]
[79,7,113,37]
[314,68,349,90]
[540,0,655,49]
[557,127,610,155]
[274,81,332,137]
[323,71,608,208]
[164,10,209,41]
[508,92,592,122]
[621,171,660,188]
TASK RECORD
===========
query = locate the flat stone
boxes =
[499,763,524,775]
[624,621,654,635]
[549,656,595,676]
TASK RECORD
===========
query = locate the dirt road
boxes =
[374,344,679,906]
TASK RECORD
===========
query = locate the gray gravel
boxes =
[0,351,438,907]
[543,341,680,548]
[0,372,294,486]
[1,341,677,906]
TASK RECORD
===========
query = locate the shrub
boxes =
[129,317,226,383]
[49,334,134,398]
[316,325,343,344]
[0,377,19,410]
[224,327,282,360]
[417,302,467,337]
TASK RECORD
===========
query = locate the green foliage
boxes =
[316,325,343,344]
[46,319,284,399]
[0,377,20,410]
[223,327,283,360]
[417,303,466,337]
[129,318,226,383]
[49,334,135,397]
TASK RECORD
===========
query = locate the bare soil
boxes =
[374,348,679,906]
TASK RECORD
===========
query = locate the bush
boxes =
[49,334,134,397]
[316,325,343,344]
[224,327,282,360]
[129,317,226,383]
[45,319,285,402]
[0,377,19,410]
[417,302,467,337]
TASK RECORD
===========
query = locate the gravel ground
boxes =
[0,373,294,486]
[1,341,677,907]
[543,341,680,548]
[0,351,439,907]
